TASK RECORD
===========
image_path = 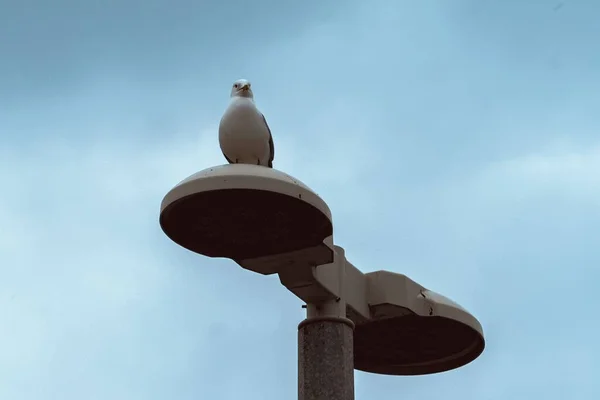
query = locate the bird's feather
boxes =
[261,113,275,168]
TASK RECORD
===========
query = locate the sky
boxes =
[1,0,599,398]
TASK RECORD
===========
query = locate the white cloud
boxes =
[0,127,215,393]
[0,99,376,397]
[491,143,600,200]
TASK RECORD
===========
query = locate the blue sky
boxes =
[1,0,599,398]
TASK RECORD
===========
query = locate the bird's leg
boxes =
[235,158,239,163]
[257,159,261,165]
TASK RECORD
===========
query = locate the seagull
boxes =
[219,79,274,168]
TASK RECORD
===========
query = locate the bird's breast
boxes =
[220,100,268,139]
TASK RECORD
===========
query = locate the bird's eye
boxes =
[234,84,238,88]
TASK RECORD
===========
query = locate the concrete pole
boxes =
[298,313,355,400]
[298,246,354,400]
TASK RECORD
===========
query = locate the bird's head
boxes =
[230,79,254,99]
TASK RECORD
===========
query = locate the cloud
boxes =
[351,139,600,398]
[0,122,218,396]
[491,143,600,199]
[0,89,376,398]
[2,1,600,398]
[432,139,600,247]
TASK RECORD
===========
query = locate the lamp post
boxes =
[160,164,485,400]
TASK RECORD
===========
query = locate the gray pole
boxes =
[298,313,355,400]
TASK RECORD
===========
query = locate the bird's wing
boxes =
[261,113,275,168]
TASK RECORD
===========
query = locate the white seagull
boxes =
[219,79,274,168]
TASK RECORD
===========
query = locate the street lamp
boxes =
[160,164,485,400]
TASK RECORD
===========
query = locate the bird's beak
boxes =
[241,83,250,91]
